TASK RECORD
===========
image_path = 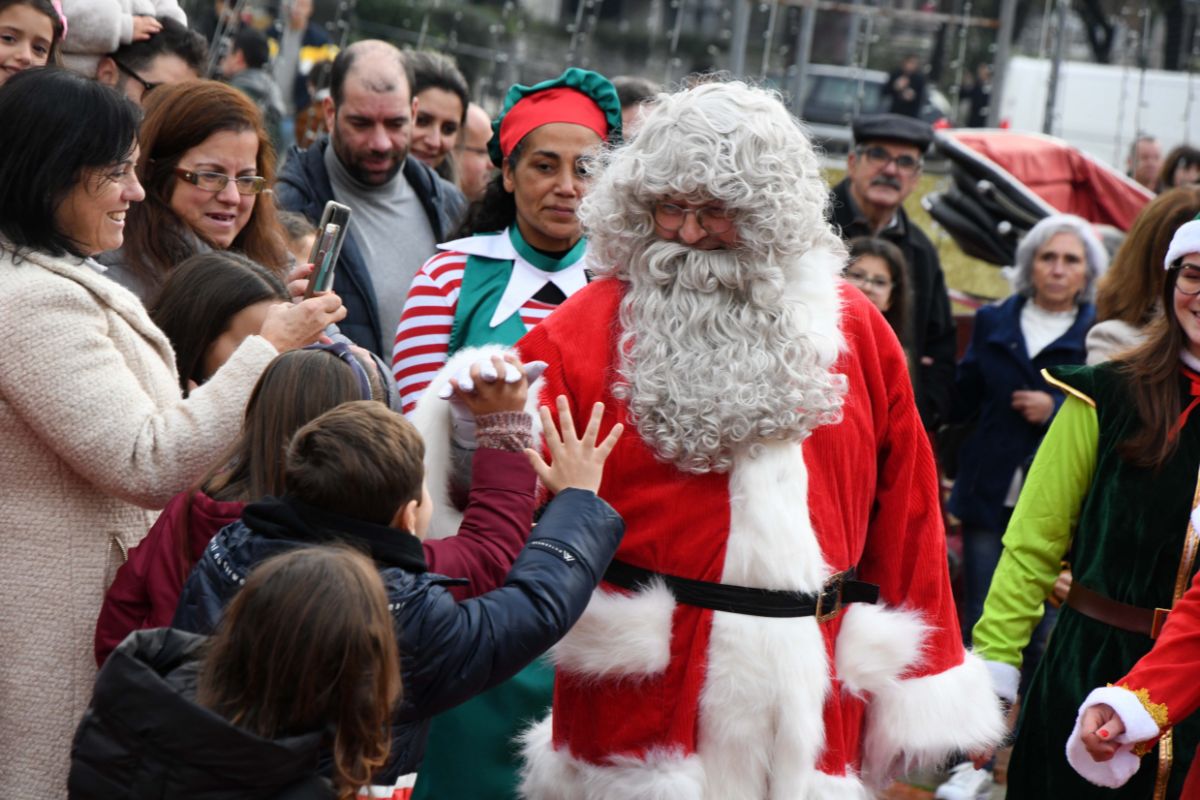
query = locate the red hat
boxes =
[499,87,609,161]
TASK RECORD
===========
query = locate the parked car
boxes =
[797,63,950,151]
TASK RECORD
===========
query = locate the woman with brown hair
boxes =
[73,545,401,800]
[969,218,1200,797]
[104,79,290,302]
[1088,186,1200,363]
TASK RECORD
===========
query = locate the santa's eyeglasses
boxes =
[653,202,735,235]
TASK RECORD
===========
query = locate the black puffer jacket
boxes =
[70,628,332,800]
[173,489,624,779]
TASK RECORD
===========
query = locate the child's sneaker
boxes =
[934,761,995,800]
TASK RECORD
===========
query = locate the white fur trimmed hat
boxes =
[1164,218,1200,269]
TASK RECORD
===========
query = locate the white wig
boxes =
[579,80,846,273]
[1006,213,1110,304]
[577,81,848,474]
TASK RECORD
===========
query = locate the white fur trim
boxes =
[806,770,871,800]
[1065,685,1163,788]
[552,582,676,679]
[834,603,929,697]
[518,716,705,800]
[860,652,1007,789]
[409,344,534,539]
[696,442,834,798]
[985,659,1021,704]
[784,246,846,366]
[722,442,828,592]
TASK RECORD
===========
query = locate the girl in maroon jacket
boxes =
[95,347,539,665]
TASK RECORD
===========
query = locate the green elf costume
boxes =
[405,68,622,800]
[972,357,1200,798]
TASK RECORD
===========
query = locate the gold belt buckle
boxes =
[816,570,847,623]
[1151,607,1170,639]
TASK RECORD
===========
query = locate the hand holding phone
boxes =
[304,201,351,298]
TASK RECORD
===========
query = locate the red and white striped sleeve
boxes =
[393,251,467,414]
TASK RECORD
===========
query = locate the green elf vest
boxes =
[445,226,588,356]
[412,226,588,800]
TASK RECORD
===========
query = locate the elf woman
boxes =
[393,67,622,415]
[392,67,622,800]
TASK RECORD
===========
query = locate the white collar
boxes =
[439,230,590,327]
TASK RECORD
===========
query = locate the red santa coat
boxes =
[507,248,1003,799]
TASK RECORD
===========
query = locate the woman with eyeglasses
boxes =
[0,68,345,799]
[845,236,911,347]
[1068,234,1200,800]
[102,79,291,303]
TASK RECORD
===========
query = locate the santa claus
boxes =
[416,80,1004,798]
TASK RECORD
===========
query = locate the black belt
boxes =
[603,559,879,621]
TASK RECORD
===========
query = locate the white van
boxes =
[999,54,1200,170]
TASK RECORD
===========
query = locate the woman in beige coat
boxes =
[0,68,345,799]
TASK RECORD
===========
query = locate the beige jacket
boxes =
[0,247,276,798]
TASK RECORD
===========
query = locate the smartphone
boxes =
[304,201,351,298]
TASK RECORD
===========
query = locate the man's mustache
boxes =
[871,175,903,190]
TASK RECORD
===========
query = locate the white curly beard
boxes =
[614,239,846,475]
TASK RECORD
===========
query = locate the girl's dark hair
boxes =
[451,142,524,238]
[1095,186,1200,326]
[149,251,289,393]
[0,0,63,59]
[169,347,382,585]
[1117,266,1188,469]
[0,68,138,258]
[203,348,374,504]
[1157,145,1200,192]
[197,546,400,800]
[847,236,911,346]
[123,79,289,299]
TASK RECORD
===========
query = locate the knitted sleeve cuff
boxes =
[475,411,533,452]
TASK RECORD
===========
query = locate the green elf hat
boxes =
[488,67,622,167]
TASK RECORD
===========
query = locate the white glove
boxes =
[438,359,547,451]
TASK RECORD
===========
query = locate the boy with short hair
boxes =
[173,362,625,778]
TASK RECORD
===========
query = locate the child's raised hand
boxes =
[525,397,623,494]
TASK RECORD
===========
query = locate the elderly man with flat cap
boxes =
[830,113,956,431]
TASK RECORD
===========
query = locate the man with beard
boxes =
[420,81,1002,798]
[830,114,956,431]
[276,40,466,356]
